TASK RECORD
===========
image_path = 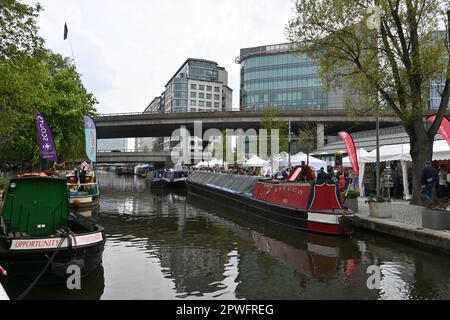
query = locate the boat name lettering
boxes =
[12,238,61,249]
[74,233,103,246]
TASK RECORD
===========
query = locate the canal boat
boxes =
[145,170,166,188]
[186,170,354,236]
[0,176,105,277]
[66,162,100,208]
[163,170,188,188]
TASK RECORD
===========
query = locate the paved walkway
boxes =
[353,197,450,252]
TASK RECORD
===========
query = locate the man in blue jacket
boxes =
[421,161,438,208]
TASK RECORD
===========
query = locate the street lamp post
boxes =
[376,106,381,196]
[288,118,291,169]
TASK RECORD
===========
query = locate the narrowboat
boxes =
[186,169,354,236]
[0,176,105,277]
[163,170,188,188]
[66,163,100,208]
[145,170,166,188]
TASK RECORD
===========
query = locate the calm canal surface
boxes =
[2,172,450,300]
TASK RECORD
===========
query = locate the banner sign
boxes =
[84,115,97,162]
[34,111,58,162]
[338,131,358,174]
[426,115,450,147]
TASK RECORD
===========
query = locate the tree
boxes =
[260,107,289,156]
[0,1,97,164]
[152,139,161,152]
[296,124,317,164]
[287,1,450,204]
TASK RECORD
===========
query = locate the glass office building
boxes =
[237,43,346,110]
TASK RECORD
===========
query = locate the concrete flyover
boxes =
[94,109,403,139]
[96,151,171,163]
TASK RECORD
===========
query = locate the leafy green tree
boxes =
[152,139,161,152]
[0,0,97,165]
[287,1,450,204]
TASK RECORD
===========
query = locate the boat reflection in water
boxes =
[187,192,360,281]
[1,264,105,300]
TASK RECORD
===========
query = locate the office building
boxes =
[237,43,351,110]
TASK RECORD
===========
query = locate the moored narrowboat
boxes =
[0,176,105,277]
[66,162,100,208]
[186,170,354,236]
[163,170,188,188]
[145,170,166,188]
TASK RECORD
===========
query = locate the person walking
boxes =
[421,161,438,208]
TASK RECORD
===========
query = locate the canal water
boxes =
[2,172,450,299]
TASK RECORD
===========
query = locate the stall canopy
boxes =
[242,155,267,167]
[278,152,327,171]
[343,148,371,166]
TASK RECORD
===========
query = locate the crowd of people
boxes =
[420,161,450,209]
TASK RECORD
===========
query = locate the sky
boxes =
[23,0,297,114]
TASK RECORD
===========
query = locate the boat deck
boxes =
[0,281,9,300]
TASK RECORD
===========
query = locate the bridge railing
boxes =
[96,107,363,118]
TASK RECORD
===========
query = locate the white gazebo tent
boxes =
[242,155,267,168]
[279,152,327,171]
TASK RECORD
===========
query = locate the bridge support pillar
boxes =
[316,123,325,149]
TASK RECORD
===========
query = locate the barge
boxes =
[186,170,354,236]
[0,176,105,277]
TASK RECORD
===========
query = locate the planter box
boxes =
[346,198,359,213]
[422,209,450,230]
[368,202,392,218]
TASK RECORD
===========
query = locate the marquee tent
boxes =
[278,152,327,171]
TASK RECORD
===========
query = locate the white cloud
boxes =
[23,0,296,114]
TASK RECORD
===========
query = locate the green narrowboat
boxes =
[0,176,105,277]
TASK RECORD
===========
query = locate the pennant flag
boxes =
[84,115,97,162]
[64,23,68,40]
[34,112,58,162]
[338,131,358,175]
[426,115,450,147]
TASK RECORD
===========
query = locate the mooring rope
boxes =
[16,232,68,300]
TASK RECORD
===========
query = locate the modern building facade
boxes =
[136,58,231,156]
[164,58,233,113]
[237,43,350,110]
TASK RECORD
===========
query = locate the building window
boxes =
[206,101,212,107]
[199,101,205,107]
[191,84,197,90]
[206,93,212,100]
[214,102,220,108]
[199,92,205,98]
[207,86,212,92]
[214,87,220,92]
[214,94,220,100]
[199,85,205,90]
[190,100,196,106]
[190,92,196,98]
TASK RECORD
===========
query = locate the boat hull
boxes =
[145,178,165,188]
[163,178,186,189]
[0,216,105,277]
[186,181,352,236]
[69,194,100,208]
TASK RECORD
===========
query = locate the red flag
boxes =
[338,131,358,175]
[426,115,450,147]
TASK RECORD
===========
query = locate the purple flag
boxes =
[34,111,58,162]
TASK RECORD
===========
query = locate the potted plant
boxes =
[366,195,392,218]
[344,190,360,213]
